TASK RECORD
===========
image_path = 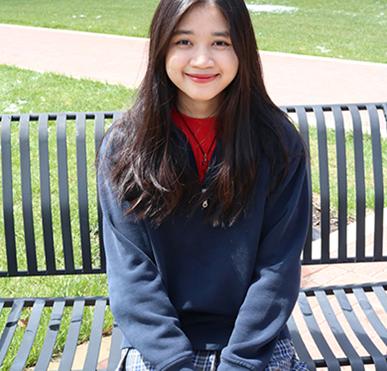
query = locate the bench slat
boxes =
[294,106,313,263]
[1,115,17,275]
[20,114,38,274]
[332,106,349,261]
[373,285,387,312]
[107,323,123,371]
[56,113,75,272]
[367,104,384,259]
[349,105,367,260]
[0,300,24,365]
[34,300,66,370]
[314,106,331,263]
[95,112,107,272]
[38,113,57,273]
[83,298,107,370]
[11,299,45,370]
[76,112,92,272]
[58,299,85,371]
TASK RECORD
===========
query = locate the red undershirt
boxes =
[171,108,217,183]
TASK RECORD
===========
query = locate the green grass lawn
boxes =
[0,0,386,63]
[0,65,135,114]
[0,65,386,369]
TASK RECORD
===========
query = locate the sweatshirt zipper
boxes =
[172,124,220,209]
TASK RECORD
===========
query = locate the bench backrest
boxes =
[0,103,385,277]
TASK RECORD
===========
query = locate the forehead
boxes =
[175,3,229,33]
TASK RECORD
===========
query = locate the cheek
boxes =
[165,54,186,78]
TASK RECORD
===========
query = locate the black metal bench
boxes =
[0,103,385,370]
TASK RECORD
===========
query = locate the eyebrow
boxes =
[173,29,230,37]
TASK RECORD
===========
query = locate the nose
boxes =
[190,46,215,68]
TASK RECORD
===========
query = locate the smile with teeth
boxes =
[185,73,220,83]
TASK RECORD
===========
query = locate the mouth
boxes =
[185,73,219,83]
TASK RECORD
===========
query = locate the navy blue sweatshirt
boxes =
[97,117,311,371]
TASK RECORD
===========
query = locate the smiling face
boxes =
[165,3,239,118]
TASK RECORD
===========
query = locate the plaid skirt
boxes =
[116,338,309,371]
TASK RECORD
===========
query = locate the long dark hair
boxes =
[97,0,306,228]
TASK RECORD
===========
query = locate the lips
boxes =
[185,73,219,83]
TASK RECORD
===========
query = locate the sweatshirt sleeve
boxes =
[217,134,311,371]
[97,136,196,371]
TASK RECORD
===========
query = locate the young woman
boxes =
[97,0,311,370]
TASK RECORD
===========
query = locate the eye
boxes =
[213,40,231,48]
[175,39,192,46]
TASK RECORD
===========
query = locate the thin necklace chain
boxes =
[177,110,217,166]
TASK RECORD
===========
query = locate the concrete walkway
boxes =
[2,23,385,370]
[2,23,387,106]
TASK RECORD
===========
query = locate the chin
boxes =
[184,92,220,102]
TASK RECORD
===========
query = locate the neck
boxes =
[177,95,219,119]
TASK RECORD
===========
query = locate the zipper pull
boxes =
[201,188,208,208]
